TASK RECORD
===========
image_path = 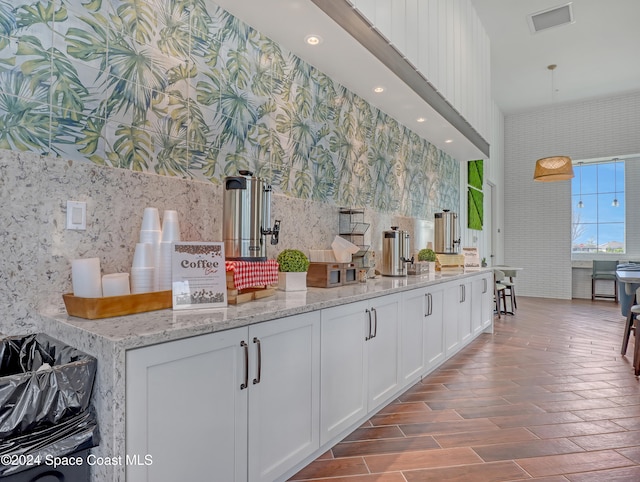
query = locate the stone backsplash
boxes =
[0,149,433,334]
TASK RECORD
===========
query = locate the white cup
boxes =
[141,207,161,231]
[102,273,131,297]
[140,230,161,244]
[71,258,102,298]
[161,220,180,242]
[132,243,154,268]
[163,210,178,223]
[131,267,155,293]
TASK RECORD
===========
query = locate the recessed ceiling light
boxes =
[445,139,453,143]
[373,86,384,93]
[417,117,426,123]
[305,35,322,46]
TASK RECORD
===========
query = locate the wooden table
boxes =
[616,270,640,376]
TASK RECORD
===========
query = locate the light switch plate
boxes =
[66,201,86,230]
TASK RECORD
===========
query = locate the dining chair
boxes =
[620,288,640,355]
[591,260,619,302]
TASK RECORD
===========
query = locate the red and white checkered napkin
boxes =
[225,260,279,290]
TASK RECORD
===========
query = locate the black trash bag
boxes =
[0,334,97,440]
[0,410,99,477]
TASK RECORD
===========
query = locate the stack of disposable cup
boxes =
[156,210,180,291]
[131,242,155,293]
[132,208,161,293]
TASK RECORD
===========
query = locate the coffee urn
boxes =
[380,227,413,277]
[223,170,280,261]
[434,210,460,254]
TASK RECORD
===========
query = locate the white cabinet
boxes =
[472,273,494,334]
[443,280,472,356]
[320,294,401,445]
[248,315,320,482]
[424,285,445,370]
[126,328,247,482]
[126,311,320,482]
[401,284,446,384]
[400,288,427,386]
[458,280,473,345]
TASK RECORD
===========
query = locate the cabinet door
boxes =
[320,301,368,445]
[126,328,248,482]
[425,287,445,370]
[472,273,494,334]
[458,281,473,345]
[481,273,494,332]
[443,282,461,356]
[367,294,401,411]
[471,276,484,335]
[248,312,320,482]
[401,289,427,387]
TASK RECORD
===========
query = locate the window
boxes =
[571,159,625,253]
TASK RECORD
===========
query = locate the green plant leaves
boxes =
[468,187,483,230]
[1,0,460,218]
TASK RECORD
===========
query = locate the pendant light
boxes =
[577,162,584,208]
[612,158,619,207]
[533,65,574,182]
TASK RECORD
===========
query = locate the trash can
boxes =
[0,333,100,479]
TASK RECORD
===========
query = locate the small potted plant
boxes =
[277,249,310,291]
[417,248,437,272]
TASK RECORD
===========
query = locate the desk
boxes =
[616,270,640,376]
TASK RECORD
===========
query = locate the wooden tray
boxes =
[227,286,276,305]
[63,291,172,319]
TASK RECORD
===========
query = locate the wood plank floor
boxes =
[289,296,640,481]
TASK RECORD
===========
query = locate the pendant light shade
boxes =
[533,65,574,182]
[534,156,574,181]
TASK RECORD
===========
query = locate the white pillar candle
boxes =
[102,273,131,297]
[71,258,102,298]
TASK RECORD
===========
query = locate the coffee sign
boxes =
[172,242,227,310]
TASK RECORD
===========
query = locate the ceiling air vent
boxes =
[528,3,574,34]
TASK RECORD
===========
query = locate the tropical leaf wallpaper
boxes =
[0,0,459,219]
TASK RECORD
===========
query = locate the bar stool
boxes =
[494,269,515,315]
[592,260,619,302]
[621,287,640,376]
[494,270,508,316]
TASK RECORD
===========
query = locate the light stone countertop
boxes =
[44,269,490,350]
[37,268,491,482]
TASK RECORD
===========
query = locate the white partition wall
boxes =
[350,0,492,141]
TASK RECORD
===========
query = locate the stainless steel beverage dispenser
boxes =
[434,210,460,254]
[223,170,280,261]
[381,227,413,277]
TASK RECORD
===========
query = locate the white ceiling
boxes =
[213,0,640,160]
[470,0,640,114]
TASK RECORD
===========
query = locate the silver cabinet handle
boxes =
[240,341,249,390]
[365,309,372,340]
[425,293,429,317]
[425,293,432,317]
[483,278,487,293]
[371,307,378,339]
[252,337,262,385]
